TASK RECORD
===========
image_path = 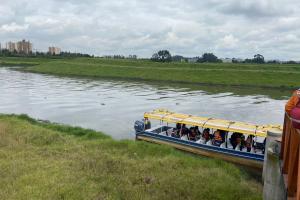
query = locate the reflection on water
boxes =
[0,67,288,139]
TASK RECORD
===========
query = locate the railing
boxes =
[281,113,300,199]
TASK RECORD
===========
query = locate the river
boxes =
[0,67,288,139]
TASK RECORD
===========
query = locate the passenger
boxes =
[199,128,210,144]
[245,135,253,152]
[176,123,182,130]
[216,130,227,143]
[180,124,189,137]
[240,134,246,151]
[194,126,201,139]
[180,125,189,141]
[144,117,151,130]
[188,127,197,141]
[212,130,223,147]
[230,132,242,149]
[171,123,181,138]
[166,128,173,136]
[235,137,242,150]
[171,129,180,138]
[253,138,266,154]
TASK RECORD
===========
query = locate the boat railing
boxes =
[280,113,300,199]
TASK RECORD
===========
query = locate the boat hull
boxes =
[136,132,264,170]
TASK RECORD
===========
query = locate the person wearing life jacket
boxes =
[286,89,300,129]
[212,130,223,147]
[144,117,151,130]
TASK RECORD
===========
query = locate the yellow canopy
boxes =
[144,109,282,137]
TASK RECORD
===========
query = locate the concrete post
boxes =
[263,130,286,200]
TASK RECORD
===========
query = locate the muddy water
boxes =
[0,67,288,139]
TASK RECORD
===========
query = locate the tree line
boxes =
[0,49,92,58]
[151,50,298,64]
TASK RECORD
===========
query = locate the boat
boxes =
[134,109,282,169]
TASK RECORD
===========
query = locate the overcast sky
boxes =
[0,0,299,60]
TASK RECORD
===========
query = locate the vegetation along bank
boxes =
[1,57,299,89]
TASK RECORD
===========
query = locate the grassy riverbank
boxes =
[0,114,262,200]
[0,57,51,66]
[1,57,299,89]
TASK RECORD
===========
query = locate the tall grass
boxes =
[0,114,262,200]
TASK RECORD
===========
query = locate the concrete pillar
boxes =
[263,130,286,200]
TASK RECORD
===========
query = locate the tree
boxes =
[253,54,265,64]
[286,60,297,64]
[151,50,172,62]
[197,53,220,63]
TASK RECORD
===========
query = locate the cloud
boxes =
[0,0,300,60]
[0,22,29,33]
[217,35,239,50]
[218,0,294,18]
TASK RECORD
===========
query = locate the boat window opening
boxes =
[149,122,266,155]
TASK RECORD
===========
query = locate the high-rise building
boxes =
[6,42,16,52]
[5,39,32,54]
[16,39,32,54]
[48,47,61,55]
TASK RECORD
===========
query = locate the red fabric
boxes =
[291,101,300,129]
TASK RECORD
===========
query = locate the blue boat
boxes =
[134,109,282,169]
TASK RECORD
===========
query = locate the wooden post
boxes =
[297,131,300,200]
[286,128,299,197]
[263,130,285,200]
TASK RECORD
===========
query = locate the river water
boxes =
[0,67,288,139]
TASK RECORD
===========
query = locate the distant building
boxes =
[187,57,198,63]
[16,40,32,54]
[5,39,32,54]
[221,58,233,63]
[48,47,61,55]
[232,58,244,63]
[6,42,16,52]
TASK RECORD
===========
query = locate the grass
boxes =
[3,56,298,89]
[1,56,299,89]
[0,56,63,66]
[0,114,262,200]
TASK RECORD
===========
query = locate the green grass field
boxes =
[0,114,262,200]
[1,57,299,89]
[0,57,53,66]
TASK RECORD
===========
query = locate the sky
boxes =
[0,0,300,60]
